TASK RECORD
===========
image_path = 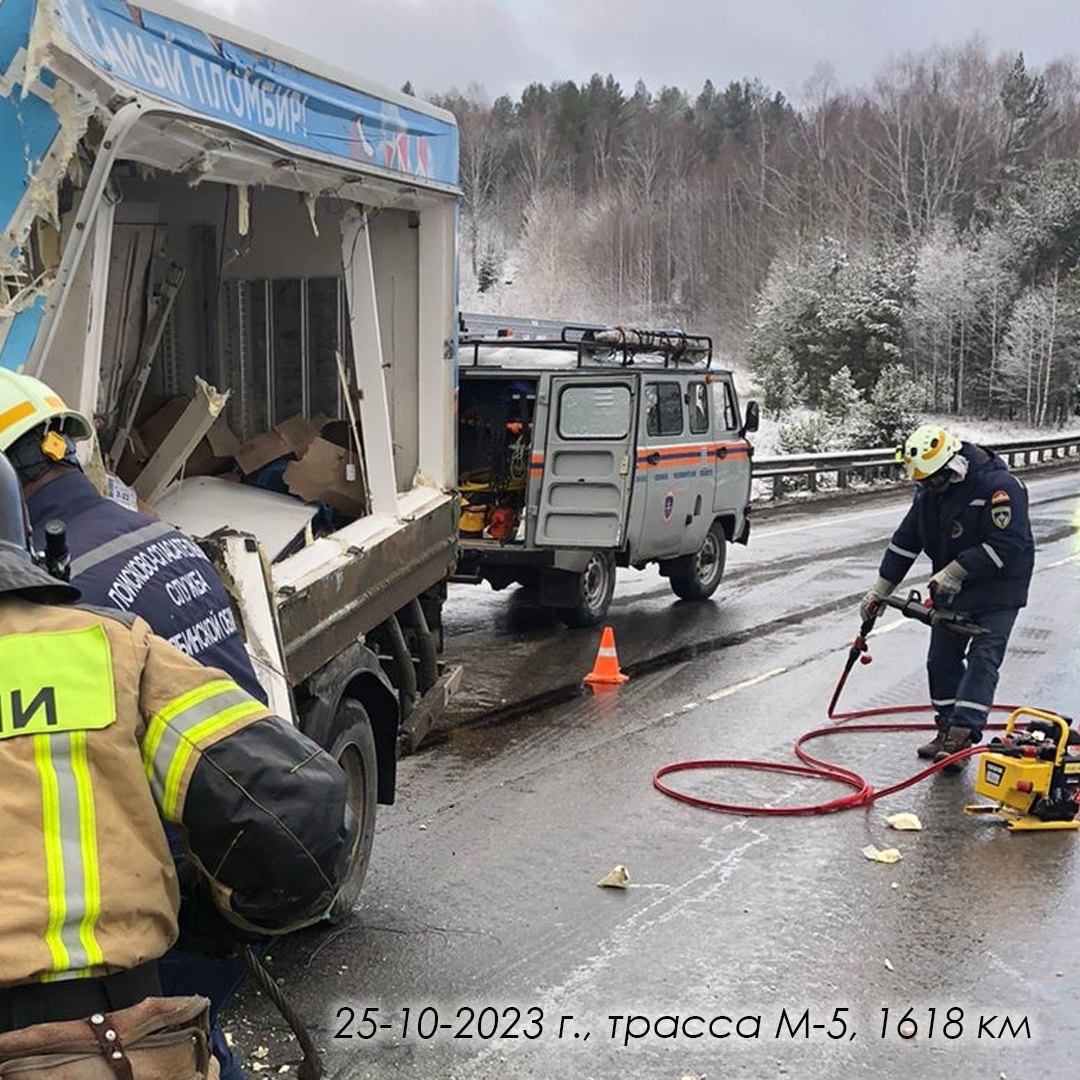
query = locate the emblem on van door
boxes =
[663,491,675,521]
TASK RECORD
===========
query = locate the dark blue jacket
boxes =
[878,443,1034,613]
[28,470,266,702]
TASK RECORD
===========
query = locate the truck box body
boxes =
[0,0,462,908]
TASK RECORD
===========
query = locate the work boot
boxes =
[934,726,976,773]
[916,716,949,760]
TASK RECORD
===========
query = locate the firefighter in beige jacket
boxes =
[0,451,355,1061]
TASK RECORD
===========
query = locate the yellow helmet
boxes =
[0,369,94,453]
[899,424,962,482]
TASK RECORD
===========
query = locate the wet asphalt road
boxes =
[226,469,1080,1080]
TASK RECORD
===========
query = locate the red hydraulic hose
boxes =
[652,629,1021,816]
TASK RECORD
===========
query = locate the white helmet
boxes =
[899,424,962,483]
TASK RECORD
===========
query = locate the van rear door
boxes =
[532,376,637,548]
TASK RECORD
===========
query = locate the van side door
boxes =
[629,376,710,560]
[531,376,638,549]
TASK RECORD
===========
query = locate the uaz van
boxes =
[453,327,759,626]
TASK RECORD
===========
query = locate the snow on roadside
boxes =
[746,410,1070,458]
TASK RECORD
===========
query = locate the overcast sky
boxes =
[191,0,1080,104]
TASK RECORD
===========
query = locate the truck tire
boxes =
[557,551,616,628]
[326,699,378,921]
[668,523,726,601]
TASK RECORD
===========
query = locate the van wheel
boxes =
[669,524,726,601]
[557,551,616,628]
[326,699,378,922]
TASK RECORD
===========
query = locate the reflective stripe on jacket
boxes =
[26,471,265,702]
[0,593,353,988]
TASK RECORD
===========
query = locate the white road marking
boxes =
[758,504,902,539]
[1038,552,1080,571]
[868,616,916,638]
[704,666,787,701]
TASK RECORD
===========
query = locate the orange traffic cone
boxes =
[584,625,629,686]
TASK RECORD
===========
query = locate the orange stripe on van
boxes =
[635,441,750,470]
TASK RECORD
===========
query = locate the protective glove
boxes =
[928,560,967,603]
[859,577,896,623]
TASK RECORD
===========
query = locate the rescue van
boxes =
[453,327,759,625]
[0,0,461,911]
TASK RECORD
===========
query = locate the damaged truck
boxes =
[0,0,462,912]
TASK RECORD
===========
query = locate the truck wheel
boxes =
[557,551,616,628]
[669,524,726,601]
[327,699,378,921]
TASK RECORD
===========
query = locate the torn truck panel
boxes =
[278,495,458,685]
[49,0,459,189]
[0,1,97,370]
[0,295,45,370]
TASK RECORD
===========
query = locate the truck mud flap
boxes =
[397,663,463,755]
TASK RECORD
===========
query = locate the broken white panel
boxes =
[214,533,294,722]
[133,377,229,504]
[341,207,396,515]
[237,184,251,236]
[156,476,319,564]
[303,192,318,236]
[416,199,456,492]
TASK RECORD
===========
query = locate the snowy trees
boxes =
[441,44,1080,429]
[748,238,907,406]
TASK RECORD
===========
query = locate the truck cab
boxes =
[454,328,759,625]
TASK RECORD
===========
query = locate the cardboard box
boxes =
[283,436,367,518]
[234,414,328,476]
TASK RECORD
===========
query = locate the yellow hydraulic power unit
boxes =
[966,707,1080,831]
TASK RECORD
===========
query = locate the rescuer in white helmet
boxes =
[860,424,1035,768]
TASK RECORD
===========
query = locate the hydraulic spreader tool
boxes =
[653,590,1079,831]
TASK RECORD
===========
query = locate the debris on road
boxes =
[862,844,902,864]
[884,958,895,971]
[597,865,630,888]
[885,812,923,831]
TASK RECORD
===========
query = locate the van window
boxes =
[689,383,709,434]
[559,384,631,439]
[645,383,684,437]
[713,380,740,432]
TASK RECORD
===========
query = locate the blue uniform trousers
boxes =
[159,948,249,1080]
[927,608,1019,737]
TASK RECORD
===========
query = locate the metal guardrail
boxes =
[752,433,1080,500]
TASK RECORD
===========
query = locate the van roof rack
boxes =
[462,324,714,370]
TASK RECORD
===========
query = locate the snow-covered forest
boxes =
[431,46,1080,447]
